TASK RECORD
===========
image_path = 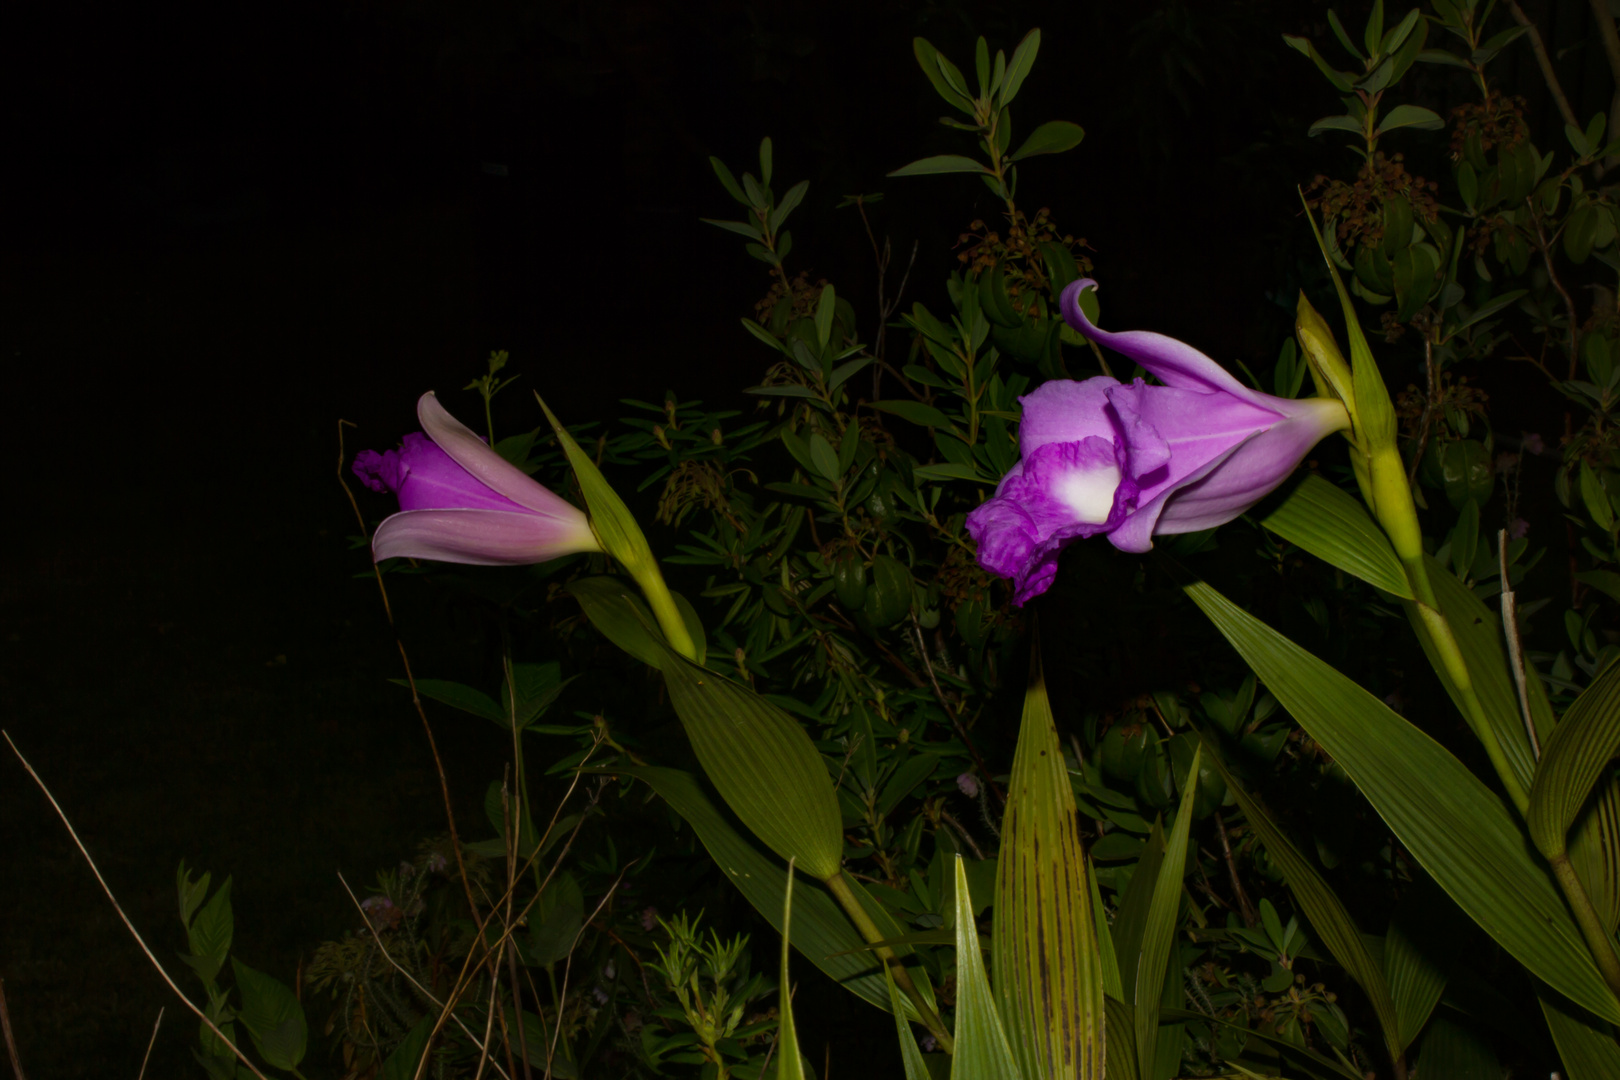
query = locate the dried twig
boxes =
[2,733,270,1080]
[1214,811,1259,929]
[1507,1,1580,128]
[0,974,24,1080]
[135,1008,164,1080]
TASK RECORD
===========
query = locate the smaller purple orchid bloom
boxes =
[966,279,1350,604]
[354,392,601,566]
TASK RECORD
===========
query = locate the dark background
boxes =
[1,0,1610,1074]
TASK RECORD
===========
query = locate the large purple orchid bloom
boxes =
[354,392,601,565]
[966,279,1349,604]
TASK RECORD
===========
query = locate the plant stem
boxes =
[822,871,955,1053]
[1508,1,1579,128]
[1550,851,1620,1002]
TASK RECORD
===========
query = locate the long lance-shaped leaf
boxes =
[1195,731,1403,1064]
[1259,473,1412,599]
[1571,777,1620,933]
[775,863,807,1080]
[1161,1008,1364,1079]
[1185,580,1620,1024]
[1539,982,1620,1080]
[884,965,934,1080]
[1102,999,1139,1080]
[993,647,1106,1079]
[951,855,1024,1080]
[1134,746,1200,1080]
[1110,817,1166,1004]
[1410,554,1541,794]
[648,636,844,881]
[1529,658,1620,860]
[1384,893,1447,1052]
[604,765,930,1017]
[1090,859,1124,1002]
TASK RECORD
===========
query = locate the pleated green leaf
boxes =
[951,855,1024,1080]
[884,966,933,1080]
[652,640,844,881]
[1540,983,1620,1080]
[1416,1013,1499,1079]
[993,651,1105,1080]
[775,865,807,1080]
[1103,998,1139,1080]
[1161,1008,1363,1079]
[1529,658,1620,859]
[1185,581,1620,1024]
[1111,817,1165,1005]
[1195,731,1402,1063]
[1410,554,1541,794]
[1134,746,1200,1080]
[607,765,928,1017]
[1570,776,1620,933]
[1090,859,1124,1002]
[1385,900,1447,1052]
[566,577,668,669]
[1259,473,1413,599]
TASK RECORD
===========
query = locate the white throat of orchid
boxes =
[1055,461,1121,524]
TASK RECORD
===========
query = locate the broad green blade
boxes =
[566,577,669,669]
[606,765,927,1017]
[950,856,1024,1080]
[1186,581,1620,1024]
[1196,731,1402,1063]
[1160,1009,1364,1080]
[884,966,933,1080]
[1385,895,1447,1052]
[993,650,1106,1080]
[1540,983,1620,1080]
[1134,746,1200,1080]
[1103,998,1139,1080]
[1529,658,1620,859]
[775,865,807,1080]
[1571,776,1620,933]
[1111,817,1166,1004]
[1409,554,1540,794]
[651,639,844,881]
[1089,858,1124,1001]
[1260,473,1412,599]
[1416,1013,1499,1079]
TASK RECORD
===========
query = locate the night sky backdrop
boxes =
[3,0,1611,1073]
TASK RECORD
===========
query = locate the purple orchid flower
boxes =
[354,392,601,565]
[966,279,1350,604]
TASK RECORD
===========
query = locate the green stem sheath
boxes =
[1550,852,1620,1004]
[823,871,955,1054]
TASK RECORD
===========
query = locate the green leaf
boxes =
[177,862,210,929]
[1540,983,1620,1080]
[1416,1013,1499,1078]
[391,678,507,725]
[949,856,1024,1080]
[1009,120,1085,161]
[1309,114,1365,137]
[607,765,932,1017]
[231,958,308,1070]
[770,180,809,234]
[1376,104,1445,135]
[993,651,1106,1080]
[870,400,955,429]
[1135,745,1200,1080]
[1104,998,1140,1080]
[1283,34,1355,92]
[809,433,840,482]
[884,965,933,1079]
[702,217,763,240]
[1447,289,1527,337]
[183,877,233,985]
[1195,731,1402,1063]
[1089,857,1124,1001]
[1529,658,1620,859]
[654,643,844,880]
[709,156,749,206]
[888,155,989,178]
[1111,817,1165,1004]
[380,1016,434,1080]
[1410,555,1541,795]
[566,576,668,670]
[815,283,837,350]
[525,872,585,968]
[913,38,975,114]
[1000,29,1041,107]
[1185,581,1620,1024]
[775,866,808,1080]
[912,463,990,483]
[1577,570,1620,606]
[1260,474,1412,598]
[1385,890,1449,1051]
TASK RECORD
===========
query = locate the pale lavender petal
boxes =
[1060,280,1271,408]
[372,508,599,565]
[389,433,529,513]
[416,393,585,519]
[1112,382,1279,502]
[1016,376,1121,455]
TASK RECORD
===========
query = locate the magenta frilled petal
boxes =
[375,433,530,513]
[1060,279,1272,409]
[371,508,600,566]
[1015,377,1121,455]
[416,392,586,520]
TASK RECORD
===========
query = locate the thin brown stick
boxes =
[1587,0,1620,173]
[336,874,513,1079]
[1528,207,1582,379]
[1498,528,1542,759]
[1408,335,1439,484]
[135,1008,164,1080]
[1507,1,1580,128]
[938,810,987,861]
[909,615,1005,805]
[545,865,633,1078]
[1215,812,1259,929]
[0,974,24,1080]
[2,733,270,1080]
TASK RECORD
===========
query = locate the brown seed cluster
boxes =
[955,206,1093,313]
[1449,93,1528,159]
[1306,152,1440,248]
